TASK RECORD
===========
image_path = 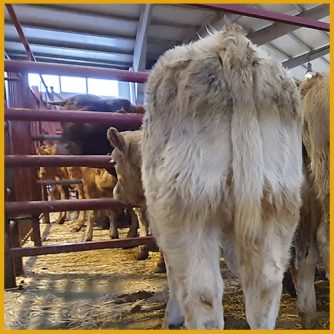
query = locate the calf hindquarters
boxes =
[142,26,302,329]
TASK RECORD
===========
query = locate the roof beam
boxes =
[248,5,329,45]
[288,32,329,66]
[5,37,133,56]
[5,5,35,61]
[133,4,152,71]
[249,4,329,67]
[7,53,130,70]
[192,4,329,31]
[29,4,199,31]
[6,51,131,68]
[5,4,52,99]
[5,23,135,48]
[4,20,135,41]
[133,4,152,104]
[282,45,330,69]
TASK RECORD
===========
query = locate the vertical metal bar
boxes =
[59,75,62,94]
[41,186,50,224]
[85,77,89,94]
[31,214,42,247]
[9,121,39,202]
[8,72,41,261]
[5,219,17,289]
[9,220,23,275]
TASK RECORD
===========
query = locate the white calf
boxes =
[142,25,303,329]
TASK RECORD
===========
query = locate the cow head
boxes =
[107,127,144,206]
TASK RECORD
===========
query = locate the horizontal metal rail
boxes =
[4,77,21,81]
[10,236,155,258]
[5,60,149,83]
[32,134,62,141]
[5,155,114,168]
[6,198,134,216]
[194,4,330,31]
[5,108,143,126]
[37,179,82,186]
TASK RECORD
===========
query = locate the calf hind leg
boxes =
[316,219,329,280]
[71,210,87,232]
[107,209,119,239]
[154,219,224,329]
[83,211,94,242]
[292,243,319,328]
[235,224,295,329]
[127,208,139,238]
[163,255,184,329]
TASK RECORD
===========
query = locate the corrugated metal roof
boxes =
[4,4,329,80]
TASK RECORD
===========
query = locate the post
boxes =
[31,214,42,246]
[5,219,16,289]
[6,71,40,282]
[9,220,24,275]
[8,72,41,202]
[41,185,50,224]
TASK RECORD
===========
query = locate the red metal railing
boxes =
[5,60,149,83]
[11,237,156,258]
[4,60,149,289]
[5,155,115,168]
[6,198,135,216]
[5,107,144,125]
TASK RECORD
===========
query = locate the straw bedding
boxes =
[4,214,329,329]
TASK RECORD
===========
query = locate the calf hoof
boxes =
[150,243,160,252]
[110,234,119,240]
[71,226,82,232]
[135,245,149,260]
[82,235,93,242]
[300,312,323,329]
[162,316,184,329]
[153,263,166,274]
[126,231,139,238]
[56,218,66,225]
[167,323,183,329]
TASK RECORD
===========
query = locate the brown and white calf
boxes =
[141,25,303,329]
[291,74,329,328]
[36,144,70,224]
[74,167,138,242]
[107,128,165,270]
[107,130,147,229]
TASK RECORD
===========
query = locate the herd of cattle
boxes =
[35,25,328,329]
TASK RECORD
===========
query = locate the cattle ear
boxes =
[107,127,125,152]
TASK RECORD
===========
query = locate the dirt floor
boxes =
[5,214,329,330]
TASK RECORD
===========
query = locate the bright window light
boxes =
[28,73,60,93]
[42,74,60,92]
[28,73,42,88]
[60,76,87,94]
[87,78,119,97]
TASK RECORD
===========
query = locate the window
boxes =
[28,73,60,93]
[28,73,41,88]
[27,73,120,97]
[60,76,87,94]
[87,78,119,97]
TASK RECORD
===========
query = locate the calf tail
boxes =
[219,31,264,245]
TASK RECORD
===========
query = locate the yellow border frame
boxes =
[1,1,332,333]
